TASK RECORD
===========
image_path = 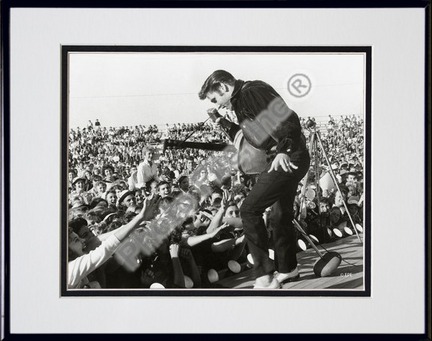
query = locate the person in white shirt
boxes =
[67,201,150,289]
[136,146,159,189]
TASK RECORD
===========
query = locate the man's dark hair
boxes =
[69,217,88,234]
[106,189,116,196]
[178,175,189,185]
[211,187,223,196]
[85,209,104,223]
[102,164,114,174]
[92,175,103,182]
[337,185,349,198]
[320,197,331,206]
[89,197,108,210]
[198,70,236,100]
[157,180,171,189]
[145,179,159,192]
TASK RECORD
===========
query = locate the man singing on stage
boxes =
[199,70,310,288]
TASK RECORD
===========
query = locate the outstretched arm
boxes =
[169,243,186,288]
[185,223,229,247]
[68,201,151,288]
[206,205,225,234]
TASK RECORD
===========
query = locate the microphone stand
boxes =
[176,116,212,148]
[162,117,212,153]
[300,121,363,244]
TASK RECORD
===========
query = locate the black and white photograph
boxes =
[63,48,369,294]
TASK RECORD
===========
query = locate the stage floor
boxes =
[214,234,365,291]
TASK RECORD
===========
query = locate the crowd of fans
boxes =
[67,114,364,289]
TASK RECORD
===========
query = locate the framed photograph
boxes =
[62,46,370,297]
[2,1,430,338]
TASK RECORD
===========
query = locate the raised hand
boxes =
[169,243,180,258]
[179,247,193,260]
[140,198,159,221]
[213,222,230,237]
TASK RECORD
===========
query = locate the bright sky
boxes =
[68,52,365,128]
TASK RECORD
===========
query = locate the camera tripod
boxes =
[297,120,363,244]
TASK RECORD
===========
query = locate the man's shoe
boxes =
[274,267,300,284]
[253,275,281,289]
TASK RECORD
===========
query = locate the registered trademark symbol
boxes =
[287,73,312,98]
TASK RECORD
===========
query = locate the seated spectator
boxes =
[134,190,145,208]
[69,217,102,254]
[303,197,332,243]
[102,165,115,184]
[345,170,359,187]
[329,187,350,237]
[202,188,223,212]
[172,175,191,197]
[157,180,172,199]
[92,167,101,177]
[347,194,363,226]
[117,190,137,211]
[69,177,93,206]
[110,184,125,200]
[213,202,246,261]
[91,180,107,199]
[137,146,159,188]
[193,166,209,188]
[144,179,159,199]
[89,197,108,211]
[82,169,93,191]
[183,157,195,176]
[68,169,77,191]
[104,189,118,209]
[128,168,139,191]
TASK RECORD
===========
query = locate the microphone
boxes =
[207,108,222,122]
[305,119,316,129]
[206,108,240,143]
